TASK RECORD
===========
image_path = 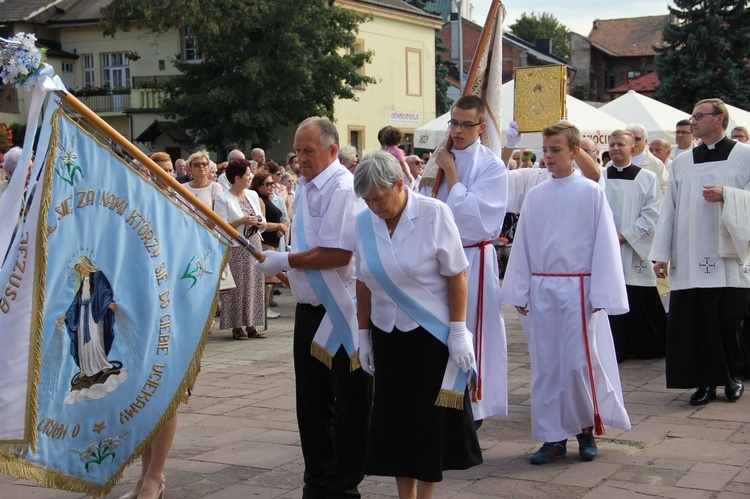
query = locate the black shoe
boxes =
[689,386,716,406]
[273,288,282,295]
[725,379,744,401]
[474,419,483,430]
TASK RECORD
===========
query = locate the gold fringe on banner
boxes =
[434,389,465,410]
[349,350,361,372]
[310,342,333,369]
[0,106,232,498]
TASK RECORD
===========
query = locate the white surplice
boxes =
[650,139,750,290]
[421,138,508,419]
[605,165,662,286]
[500,170,631,442]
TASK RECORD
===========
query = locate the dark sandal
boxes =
[232,328,249,340]
[246,327,267,339]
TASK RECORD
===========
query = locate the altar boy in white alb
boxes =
[421,95,508,421]
[651,98,750,406]
[501,122,631,465]
[604,130,666,362]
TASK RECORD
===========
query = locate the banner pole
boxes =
[54,89,266,261]
[431,0,502,198]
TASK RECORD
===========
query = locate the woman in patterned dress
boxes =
[214,159,267,339]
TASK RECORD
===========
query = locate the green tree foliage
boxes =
[654,0,750,112]
[508,12,570,60]
[100,0,375,149]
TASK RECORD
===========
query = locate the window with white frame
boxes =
[182,26,202,62]
[101,52,130,89]
[82,54,95,88]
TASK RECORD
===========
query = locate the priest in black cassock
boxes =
[651,98,750,406]
[605,130,666,362]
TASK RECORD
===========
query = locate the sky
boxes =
[470,1,675,36]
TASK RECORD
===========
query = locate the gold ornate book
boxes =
[513,65,567,132]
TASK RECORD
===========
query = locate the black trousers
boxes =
[294,303,372,499]
[666,287,748,388]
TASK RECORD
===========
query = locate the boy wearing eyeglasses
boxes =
[421,95,509,424]
[651,98,750,405]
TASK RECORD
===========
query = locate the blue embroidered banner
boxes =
[0,103,228,497]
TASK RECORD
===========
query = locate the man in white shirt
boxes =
[217,149,245,191]
[254,117,370,498]
[605,130,666,362]
[405,154,424,190]
[651,98,750,405]
[625,123,668,194]
[670,119,695,160]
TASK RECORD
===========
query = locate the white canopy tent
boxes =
[598,90,689,145]
[727,103,750,131]
[414,81,627,151]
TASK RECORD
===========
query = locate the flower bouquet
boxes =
[0,32,47,88]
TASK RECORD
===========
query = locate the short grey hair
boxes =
[298,117,339,149]
[4,146,24,179]
[227,149,245,161]
[353,151,402,198]
[338,145,357,163]
[280,172,293,183]
[626,123,648,140]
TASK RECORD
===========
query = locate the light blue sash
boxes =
[357,208,473,408]
[294,185,359,369]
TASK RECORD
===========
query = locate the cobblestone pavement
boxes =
[2,290,750,498]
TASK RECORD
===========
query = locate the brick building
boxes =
[569,15,670,102]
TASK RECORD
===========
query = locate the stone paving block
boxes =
[624,389,683,405]
[650,457,700,471]
[489,455,573,482]
[734,465,750,483]
[246,429,300,446]
[690,400,750,423]
[625,401,698,417]
[608,463,685,486]
[465,475,586,498]
[675,470,735,491]
[721,482,750,495]
[550,461,621,487]
[0,482,85,498]
[604,420,672,442]
[173,423,268,447]
[253,394,296,411]
[162,457,232,474]
[582,480,713,498]
[203,483,290,498]
[641,438,750,466]
[197,441,301,469]
[243,470,302,490]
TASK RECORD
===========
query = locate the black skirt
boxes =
[608,285,667,361]
[365,325,482,483]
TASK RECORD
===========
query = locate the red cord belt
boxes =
[531,272,604,435]
[463,240,491,402]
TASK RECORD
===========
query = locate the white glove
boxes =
[447,321,475,372]
[505,121,522,149]
[358,329,375,376]
[253,251,291,276]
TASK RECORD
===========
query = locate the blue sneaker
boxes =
[576,427,598,461]
[530,441,567,464]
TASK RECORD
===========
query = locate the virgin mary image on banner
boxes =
[54,255,133,405]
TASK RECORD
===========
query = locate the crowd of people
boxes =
[3,96,748,499]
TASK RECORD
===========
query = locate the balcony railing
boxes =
[75,93,132,113]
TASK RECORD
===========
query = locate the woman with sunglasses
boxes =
[251,172,287,319]
[184,150,223,209]
[215,159,268,339]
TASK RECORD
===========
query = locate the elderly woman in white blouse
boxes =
[214,159,268,340]
[354,151,482,499]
